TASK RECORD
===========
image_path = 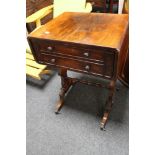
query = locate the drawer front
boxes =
[31,39,115,63]
[38,53,114,78]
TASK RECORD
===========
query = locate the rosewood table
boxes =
[28,12,129,130]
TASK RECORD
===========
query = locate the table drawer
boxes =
[30,39,115,63]
[38,53,114,78]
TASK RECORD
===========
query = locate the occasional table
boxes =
[28,12,129,130]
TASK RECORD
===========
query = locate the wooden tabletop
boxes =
[28,12,128,51]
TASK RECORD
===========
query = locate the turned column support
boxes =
[55,69,117,131]
[55,68,72,114]
[100,79,116,130]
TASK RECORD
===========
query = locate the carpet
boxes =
[26,70,129,155]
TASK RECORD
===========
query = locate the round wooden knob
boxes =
[85,65,90,70]
[47,46,53,51]
[51,58,55,63]
[83,52,89,57]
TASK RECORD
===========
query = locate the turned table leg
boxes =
[100,80,116,130]
[55,69,72,114]
[55,69,117,130]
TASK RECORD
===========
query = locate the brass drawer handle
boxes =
[51,58,55,63]
[47,46,53,51]
[83,52,89,57]
[85,65,90,70]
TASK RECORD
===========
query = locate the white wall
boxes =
[118,0,124,14]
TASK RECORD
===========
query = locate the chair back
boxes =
[53,0,87,18]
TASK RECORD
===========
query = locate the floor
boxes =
[26,70,129,155]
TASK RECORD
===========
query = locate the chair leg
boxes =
[55,69,72,114]
[109,0,113,13]
[103,0,107,13]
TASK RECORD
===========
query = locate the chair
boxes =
[91,0,118,13]
[26,0,92,80]
[26,0,92,32]
[26,39,52,80]
[109,0,119,13]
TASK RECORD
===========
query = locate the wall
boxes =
[26,0,107,17]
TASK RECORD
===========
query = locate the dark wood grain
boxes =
[28,12,128,50]
[119,50,129,86]
[118,1,129,87]
[28,12,128,130]
[26,0,52,32]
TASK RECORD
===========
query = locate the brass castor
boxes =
[55,111,59,114]
[100,123,106,131]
